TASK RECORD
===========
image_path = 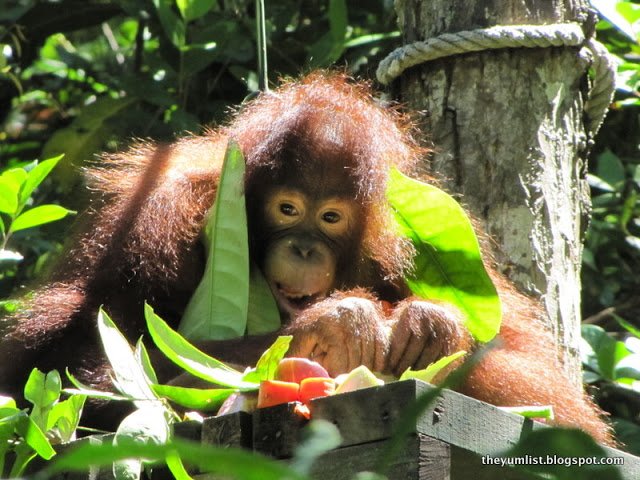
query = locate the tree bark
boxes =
[393,0,592,383]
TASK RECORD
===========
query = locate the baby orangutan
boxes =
[0,72,614,445]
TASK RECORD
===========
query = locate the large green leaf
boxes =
[152,384,234,411]
[386,169,501,342]
[246,267,281,335]
[146,304,257,390]
[179,140,250,340]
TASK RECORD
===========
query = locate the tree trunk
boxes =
[392,0,591,383]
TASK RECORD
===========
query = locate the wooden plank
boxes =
[309,434,450,480]
[173,419,202,442]
[252,402,308,458]
[312,380,640,478]
[311,379,531,454]
[202,412,252,449]
[450,447,541,480]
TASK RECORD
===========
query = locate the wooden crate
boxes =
[179,380,640,480]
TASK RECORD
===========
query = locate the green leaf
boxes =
[176,0,217,22]
[399,350,467,383]
[591,0,638,42]
[499,405,554,420]
[386,169,502,342]
[46,395,86,443]
[246,267,281,335]
[152,0,186,47]
[616,314,640,339]
[166,450,191,480]
[45,438,306,480]
[152,384,235,411]
[596,149,625,188]
[243,336,292,383]
[19,155,63,208]
[0,168,27,196]
[581,324,630,380]
[146,303,257,390]
[24,369,61,410]
[113,405,171,480]
[135,339,159,385]
[0,177,18,215]
[15,414,56,460]
[42,97,136,191]
[24,369,61,431]
[10,204,75,232]
[0,250,23,262]
[97,308,158,404]
[328,0,347,42]
[182,41,218,76]
[179,140,250,340]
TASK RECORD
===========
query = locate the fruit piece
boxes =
[257,380,300,408]
[217,392,258,416]
[275,357,330,383]
[299,377,336,406]
[334,365,384,394]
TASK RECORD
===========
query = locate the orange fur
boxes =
[0,72,614,444]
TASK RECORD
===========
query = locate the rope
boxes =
[376,23,616,136]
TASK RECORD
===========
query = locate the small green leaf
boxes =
[386,169,502,342]
[146,303,257,390]
[399,351,467,383]
[499,405,554,420]
[152,384,235,410]
[180,140,250,340]
[176,0,217,22]
[46,395,86,443]
[243,336,292,383]
[24,369,61,410]
[15,414,56,460]
[19,155,63,208]
[10,204,75,232]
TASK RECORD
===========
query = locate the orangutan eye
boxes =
[280,203,299,216]
[322,211,341,224]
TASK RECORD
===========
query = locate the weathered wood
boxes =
[252,402,308,458]
[311,380,531,455]
[394,0,592,381]
[309,434,450,480]
[202,412,252,448]
[173,419,203,442]
[313,380,640,477]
